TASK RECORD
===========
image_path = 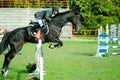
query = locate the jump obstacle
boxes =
[36,39,44,80]
[28,31,44,80]
[96,23,120,57]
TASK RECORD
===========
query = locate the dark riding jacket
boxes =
[34,10,53,22]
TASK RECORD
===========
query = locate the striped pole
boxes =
[109,46,120,48]
[111,52,120,55]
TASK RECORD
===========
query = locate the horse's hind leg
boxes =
[49,38,63,49]
[1,50,16,78]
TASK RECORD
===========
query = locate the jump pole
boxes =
[37,39,43,80]
[35,30,44,80]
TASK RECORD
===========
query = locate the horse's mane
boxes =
[52,9,80,19]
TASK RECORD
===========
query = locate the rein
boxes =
[43,21,49,35]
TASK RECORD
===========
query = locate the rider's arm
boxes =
[34,11,43,19]
[44,11,52,22]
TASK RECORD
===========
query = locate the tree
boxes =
[69,0,120,31]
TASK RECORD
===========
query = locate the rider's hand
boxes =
[33,30,40,39]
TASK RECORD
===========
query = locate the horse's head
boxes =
[71,14,81,32]
[50,10,81,32]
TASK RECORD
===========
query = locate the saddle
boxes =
[29,20,49,36]
[29,20,47,28]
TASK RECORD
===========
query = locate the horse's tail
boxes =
[0,33,9,55]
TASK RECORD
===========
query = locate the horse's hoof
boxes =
[1,70,8,78]
[49,44,54,49]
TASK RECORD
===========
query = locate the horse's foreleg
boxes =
[1,51,16,78]
[49,39,63,49]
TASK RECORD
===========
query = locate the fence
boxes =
[0,0,69,8]
[0,8,72,40]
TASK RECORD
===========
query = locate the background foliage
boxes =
[1,0,120,35]
[69,0,120,31]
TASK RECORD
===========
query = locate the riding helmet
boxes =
[52,6,59,13]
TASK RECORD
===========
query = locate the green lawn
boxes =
[0,40,120,80]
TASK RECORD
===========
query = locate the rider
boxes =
[34,6,59,27]
[32,7,59,74]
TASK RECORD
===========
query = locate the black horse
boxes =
[0,10,81,77]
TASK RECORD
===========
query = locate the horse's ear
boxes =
[74,8,80,15]
[75,10,80,15]
[72,5,80,15]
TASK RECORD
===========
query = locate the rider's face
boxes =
[52,11,58,15]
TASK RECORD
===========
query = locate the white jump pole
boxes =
[37,39,43,80]
[106,24,109,35]
[35,30,44,80]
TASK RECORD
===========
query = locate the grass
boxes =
[0,40,120,80]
